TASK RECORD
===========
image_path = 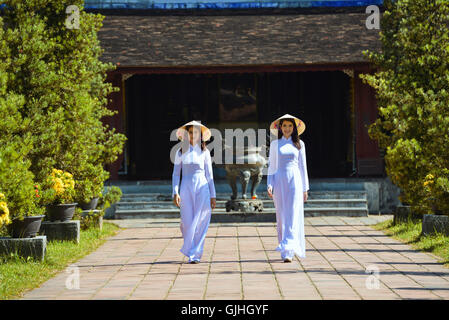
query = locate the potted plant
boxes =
[98,185,122,218]
[98,186,122,211]
[74,207,103,230]
[74,163,110,211]
[2,187,46,238]
[421,172,449,236]
[40,168,77,222]
[76,179,102,210]
[0,141,46,238]
[422,173,447,214]
[73,186,122,230]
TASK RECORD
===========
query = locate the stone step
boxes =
[111,190,369,221]
[112,207,368,220]
[106,180,371,196]
[115,199,368,210]
[119,190,368,201]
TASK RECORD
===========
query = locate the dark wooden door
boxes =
[257,71,353,178]
[354,70,384,176]
[125,73,218,179]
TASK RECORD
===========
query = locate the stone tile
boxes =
[21,218,449,300]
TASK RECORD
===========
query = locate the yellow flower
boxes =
[0,201,10,227]
[0,201,9,216]
[47,168,75,203]
[0,213,10,227]
[48,168,75,197]
[0,193,5,201]
[51,168,64,179]
[53,178,65,195]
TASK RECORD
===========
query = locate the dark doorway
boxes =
[257,71,353,178]
[125,73,219,180]
[125,71,352,180]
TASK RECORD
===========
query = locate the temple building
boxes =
[89,0,386,184]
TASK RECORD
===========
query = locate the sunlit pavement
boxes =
[21,215,449,300]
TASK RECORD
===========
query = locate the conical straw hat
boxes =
[270,114,306,136]
[176,120,212,142]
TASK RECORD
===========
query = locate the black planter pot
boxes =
[78,197,99,210]
[8,215,45,238]
[393,205,422,225]
[46,203,78,222]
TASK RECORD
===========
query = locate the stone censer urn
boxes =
[217,144,267,213]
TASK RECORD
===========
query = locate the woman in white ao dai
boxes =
[267,115,309,262]
[172,123,216,264]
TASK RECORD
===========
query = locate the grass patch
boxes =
[372,218,449,268]
[0,222,120,300]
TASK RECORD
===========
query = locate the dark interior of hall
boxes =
[125,71,352,180]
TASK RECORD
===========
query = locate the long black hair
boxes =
[179,124,207,154]
[277,118,302,150]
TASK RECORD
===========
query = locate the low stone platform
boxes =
[0,236,47,262]
[422,215,449,236]
[81,210,104,231]
[211,212,275,223]
[225,199,264,213]
[39,220,80,243]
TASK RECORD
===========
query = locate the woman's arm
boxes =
[172,149,182,198]
[267,140,278,192]
[204,149,216,198]
[299,140,309,192]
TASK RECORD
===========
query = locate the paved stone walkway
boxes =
[21,215,449,300]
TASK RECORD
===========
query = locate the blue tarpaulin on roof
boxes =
[83,0,383,9]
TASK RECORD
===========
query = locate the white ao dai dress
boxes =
[172,144,216,262]
[267,136,309,259]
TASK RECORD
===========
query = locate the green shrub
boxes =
[0,1,127,213]
[360,0,449,216]
[0,16,45,224]
[74,165,108,205]
[98,186,122,211]
[0,141,45,222]
[73,207,104,230]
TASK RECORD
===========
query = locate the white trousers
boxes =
[179,174,212,261]
[272,167,306,259]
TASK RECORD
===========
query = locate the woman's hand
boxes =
[267,187,273,198]
[173,194,181,208]
[303,191,308,203]
[210,198,216,210]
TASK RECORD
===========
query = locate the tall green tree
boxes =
[1,0,127,208]
[0,15,45,223]
[360,0,449,215]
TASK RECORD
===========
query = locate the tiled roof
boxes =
[97,12,381,66]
